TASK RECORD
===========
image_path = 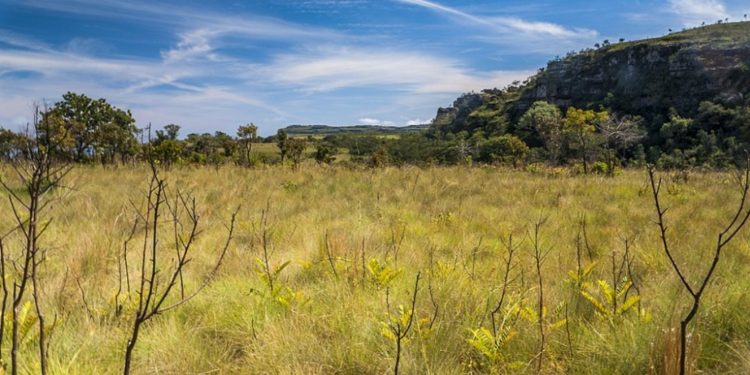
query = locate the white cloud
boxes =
[406,119,427,125]
[359,118,393,126]
[265,47,533,94]
[25,0,342,42]
[495,17,596,38]
[396,0,597,40]
[162,29,219,63]
[396,0,487,25]
[668,0,729,25]
[0,35,532,133]
[0,33,294,135]
[0,0,560,134]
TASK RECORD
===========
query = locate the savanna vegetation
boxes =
[1,160,750,374]
[0,100,748,374]
[0,22,748,375]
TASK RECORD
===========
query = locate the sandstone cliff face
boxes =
[430,22,750,138]
[512,23,750,121]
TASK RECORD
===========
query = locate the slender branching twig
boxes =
[648,163,750,375]
[388,272,420,375]
[122,160,238,375]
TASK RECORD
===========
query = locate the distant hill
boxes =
[281,124,429,136]
[432,21,750,137]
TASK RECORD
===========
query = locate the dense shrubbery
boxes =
[426,89,750,170]
[2,91,747,170]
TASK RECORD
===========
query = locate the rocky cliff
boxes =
[514,22,750,121]
[433,22,750,135]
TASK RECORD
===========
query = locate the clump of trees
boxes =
[420,87,750,171]
[1,91,747,171]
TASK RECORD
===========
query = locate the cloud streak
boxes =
[395,0,598,39]
[265,47,532,94]
[0,0,622,134]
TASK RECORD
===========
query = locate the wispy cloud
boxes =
[0,0,612,133]
[0,22,531,134]
[25,0,343,41]
[265,47,532,94]
[0,30,294,134]
[668,0,729,26]
[396,0,488,25]
[395,0,598,39]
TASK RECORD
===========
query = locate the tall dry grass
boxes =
[0,164,748,374]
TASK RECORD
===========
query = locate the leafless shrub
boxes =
[121,160,237,374]
[0,103,72,375]
[383,272,420,375]
[648,163,750,375]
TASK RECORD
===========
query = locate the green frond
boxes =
[617,295,641,315]
[597,280,615,305]
[580,289,608,315]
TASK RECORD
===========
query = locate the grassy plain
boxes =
[1,164,750,374]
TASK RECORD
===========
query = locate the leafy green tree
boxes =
[49,92,106,161]
[276,129,289,163]
[46,92,138,163]
[660,110,695,151]
[696,101,735,134]
[314,143,337,165]
[565,107,608,173]
[287,138,306,169]
[181,132,236,165]
[518,101,565,165]
[95,108,139,164]
[156,124,180,142]
[213,131,237,160]
[0,128,29,161]
[151,124,183,167]
[237,123,258,165]
[480,135,530,167]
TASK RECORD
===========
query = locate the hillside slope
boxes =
[281,124,429,136]
[433,22,750,136]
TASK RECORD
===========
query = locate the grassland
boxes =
[1,164,750,374]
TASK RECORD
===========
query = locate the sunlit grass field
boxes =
[2,164,750,374]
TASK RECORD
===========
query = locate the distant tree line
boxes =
[1,91,747,171]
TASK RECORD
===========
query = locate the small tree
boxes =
[371,146,389,168]
[648,164,750,375]
[276,129,289,163]
[237,123,258,166]
[287,138,306,169]
[314,143,337,165]
[518,101,564,165]
[151,124,183,167]
[49,92,140,163]
[382,273,420,375]
[121,158,237,374]
[480,135,529,167]
[565,107,608,174]
[597,114,645,175]
[0,104,72,375]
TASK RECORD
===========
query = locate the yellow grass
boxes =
[0,164,749,374]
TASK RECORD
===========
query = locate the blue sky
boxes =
[0,0,748,135]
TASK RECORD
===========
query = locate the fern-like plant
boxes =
[580,279,641,320]
[368,259,402,289]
